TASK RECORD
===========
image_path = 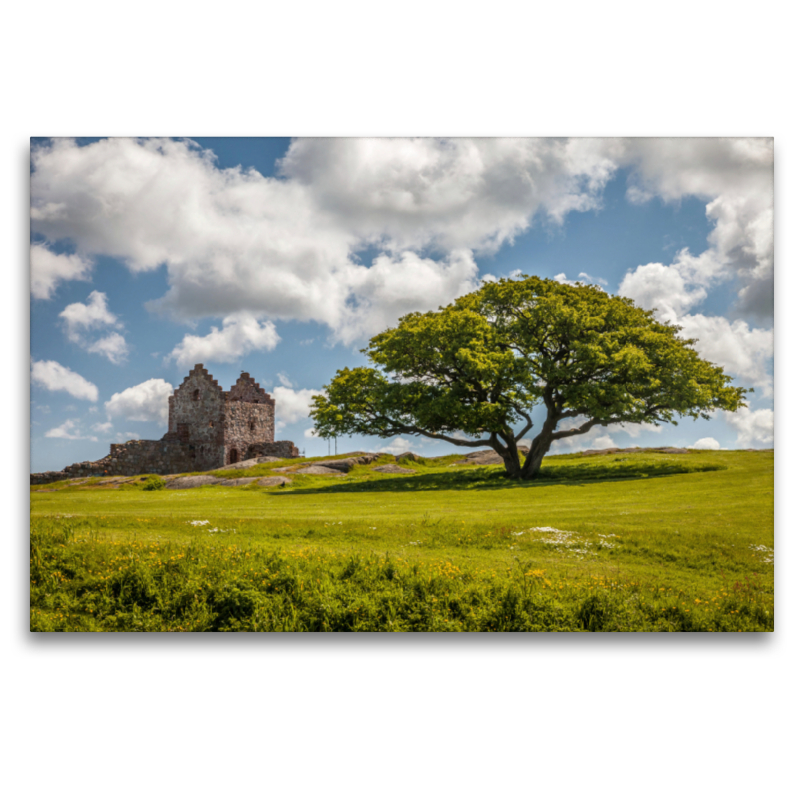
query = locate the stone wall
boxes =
[31,439,198,484]
[31,364,297,483]
[224,372,275,465]
[31,437,300,484]
[101,439,197,476]
[245,441,300,459]
[168,365,226,471]
[31,471,71,485]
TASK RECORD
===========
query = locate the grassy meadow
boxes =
[29,449,774,632]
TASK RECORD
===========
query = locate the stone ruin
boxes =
[31,364,300,484]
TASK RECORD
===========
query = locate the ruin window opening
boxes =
[193,389,200,401]
[249,421,255,431]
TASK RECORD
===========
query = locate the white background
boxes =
[4,3,795,798]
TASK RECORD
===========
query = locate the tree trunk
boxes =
[488,433,523,479]
[520,414,558,479]
[521,434,553,479]
[500,448,523,479]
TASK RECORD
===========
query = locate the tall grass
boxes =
[30,450,773,632]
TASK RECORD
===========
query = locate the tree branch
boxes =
[551,416,627,440]
[381,421,493,448]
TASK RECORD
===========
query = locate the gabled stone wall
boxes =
[168,365,227,471]
[31,364,299,484]
[223,372,275,465]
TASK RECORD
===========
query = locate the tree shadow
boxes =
[270,461,724,497]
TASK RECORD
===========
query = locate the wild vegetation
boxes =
[30,449,773,632]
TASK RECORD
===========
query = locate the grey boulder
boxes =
[257,476,293,487]
[165,475,221,489]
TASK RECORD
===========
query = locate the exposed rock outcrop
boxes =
[271,454,380,474]
[455,446,529,466]
[256,476,293,487]
[295,465,347,476]
[165,476,221,489]
[395,452,423,462]
[580,446,691,456]
[372,464,417,474]
[215,456,283,471]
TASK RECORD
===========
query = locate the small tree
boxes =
[310,276,747,480]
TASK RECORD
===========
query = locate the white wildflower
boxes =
[749,544,774,564]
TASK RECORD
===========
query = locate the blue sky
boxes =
[30,137,774,472]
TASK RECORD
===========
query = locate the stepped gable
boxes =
[31,363,300,484]
[170,362,225,400]
[227,372,275,406]
[222,370,276,464]
[180,364,226,395]
[166,364,229,469]
[167,364,226,434]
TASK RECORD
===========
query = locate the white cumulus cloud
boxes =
[272,386,320,426]
[44,419,97,441]
[618,137,773,319]
[60,290,118,335]
[30,244,92,300]
[105,378,173,425]
[30,136,773,353]
[378,436,416,455]
[31,138,355,330]
[28,137,622,343]
[86,332,130,364]
[167,313,280,368]
[619,265,773,397]
[31,359,98,402]
[692,437,721,450]
[58,291,129,363]
[279,137,618,252]
[338,249,481,343]
[618,257,710,323]
[677,315,773,397]
[724,405,774,447]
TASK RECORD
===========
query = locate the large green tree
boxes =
[310,276,748,480]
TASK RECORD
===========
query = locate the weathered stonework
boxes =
[30,364,300,484]
[223,373,276,467]
[245,440,300,460]
[166,365,228,470]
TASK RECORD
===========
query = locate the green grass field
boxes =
[29,449,774,632]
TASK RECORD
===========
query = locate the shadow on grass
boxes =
[273,460,725,496]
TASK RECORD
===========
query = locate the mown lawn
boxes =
[29,449,774,632]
